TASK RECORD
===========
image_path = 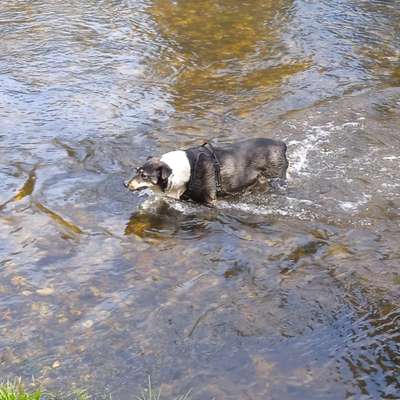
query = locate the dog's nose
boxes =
[123,181,129,188]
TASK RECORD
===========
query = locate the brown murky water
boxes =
[1,0,400,399]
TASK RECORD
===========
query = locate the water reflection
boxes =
[150,0,311,113]
[125,199,213,240]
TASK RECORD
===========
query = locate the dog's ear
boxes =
[158,163,172,181]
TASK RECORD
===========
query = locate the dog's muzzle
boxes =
[124,178,148,192]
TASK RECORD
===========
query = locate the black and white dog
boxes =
[124,138,288,204]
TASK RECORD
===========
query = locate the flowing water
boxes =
[1,0,400,399]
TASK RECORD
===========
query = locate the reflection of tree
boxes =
[150,0,308,113]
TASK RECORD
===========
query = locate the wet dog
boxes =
[124,138,288,204]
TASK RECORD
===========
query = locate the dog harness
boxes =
[202,142,223,194]
[184,142,224,199]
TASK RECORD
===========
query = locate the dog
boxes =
[124,138,288,204]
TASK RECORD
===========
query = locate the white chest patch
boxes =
[160,150,191,199]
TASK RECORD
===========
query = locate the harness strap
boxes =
[183,142,224,199]
[202,142,223,194]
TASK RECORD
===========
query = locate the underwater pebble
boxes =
[36,287,54,296]
[82,319,94,328]
[327,243,351,259]
[11,275,28,287]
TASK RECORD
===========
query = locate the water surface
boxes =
[1,0,400,399]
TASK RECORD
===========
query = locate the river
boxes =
[0,0,399,399]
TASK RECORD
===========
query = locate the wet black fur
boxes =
[183,138,288,203]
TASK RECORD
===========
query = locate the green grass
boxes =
[135,377,191,400]
[0,378,191,400]
[45,388,93,400]
[0,381,96,400]
[0,379,42,400]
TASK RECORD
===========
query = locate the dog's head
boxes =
[124,158,172,192]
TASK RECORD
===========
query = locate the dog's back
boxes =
[184,138,288,202]
[218,137,287,185]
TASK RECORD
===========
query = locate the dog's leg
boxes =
[167,188,187,200]
[206,187,217,205]
[205,198,217,207]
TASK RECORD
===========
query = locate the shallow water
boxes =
[0,0,400,399]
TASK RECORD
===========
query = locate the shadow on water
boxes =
[0,0,400,399]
